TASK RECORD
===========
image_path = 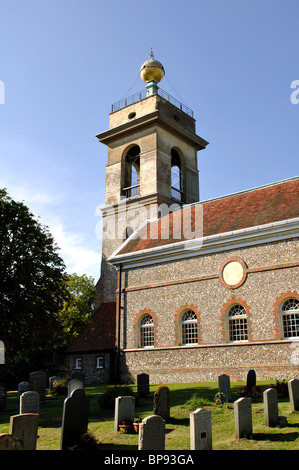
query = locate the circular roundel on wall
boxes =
[219,257,248,289]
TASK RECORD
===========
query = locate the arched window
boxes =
[139,314,154,348]
[171,148,183,202]
[123,145,140,198]
[227,304,248,342]
[281,298,299,339]
[180,310,198,345]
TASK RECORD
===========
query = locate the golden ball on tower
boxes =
[139,54,165,83]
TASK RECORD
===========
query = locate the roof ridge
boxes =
[184,175,299,208]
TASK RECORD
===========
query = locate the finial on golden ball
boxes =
[139,49,165,83]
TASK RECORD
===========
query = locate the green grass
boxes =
[1,381,299,450]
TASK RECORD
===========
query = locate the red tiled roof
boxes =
[65,301,116,353]
[117,178,299,256]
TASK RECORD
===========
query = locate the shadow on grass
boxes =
[253,432,298,442]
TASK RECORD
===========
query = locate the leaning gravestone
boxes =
[263,388,279,427]
[29,371,47,402]
[9,413,39,450]
[138,415,165,450]
[246,369,256,392]
[60,388,90,450]
[234,397,252,439]
[218,374,231,401]
[114,396,135,431]
[20,391,40,414]
[190,408,212,450]
[68,379,84,397]
[0,384,7,411]
[153,386,170,421]
[288,378,299,411]
[0,433,23,450]
[137,373,150,398]
[17,381,29,399]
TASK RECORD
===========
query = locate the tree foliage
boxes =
[54,273,96,350]
[0,189,68,382]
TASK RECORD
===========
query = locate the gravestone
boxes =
[263,388,279,427]
[29,371,47,402]
[288,378,299,411]
[190,408,212,450]
[68,378,84,396]
[234,397,252,439]
[20,391,40,414]
[153,386,170,421]
[71,370,85,385]
[9,413,39,450]
[137,373,149,398]
[0,433,23,450]
[17,381,29,399]
[138,415,165,450]
[114,396,135,431]
[0,384,7,411]
[60,388,90,450]
[0,341,4,364]
[246,369,256,392]
[218,374,231,401]
[49,376,61,390]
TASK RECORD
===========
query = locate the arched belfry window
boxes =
[123,145,140,198]
[171,148,184,202]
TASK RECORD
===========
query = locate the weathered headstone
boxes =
[68,378,84,396]
[0,384,7,411]
[114,395,135,431]
[17,381,29,399]
[20,391,40,414]
[234,397,252,439]
[0,433,23,450]
[218,374,231,401]
[137,373,150,398]
[9,413,39,450]
[288,378,299,411]
[0,341,4,364]
[190,408,212,450]
[246,369,256,392]
[49,376,61,390]
[29,371,47,402]
[60,388,90,450]
[71,370,85,385]
[263,388,279,427]
[138,415,165,450]
[153,386,170,421]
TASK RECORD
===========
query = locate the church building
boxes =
[65,53,299,385]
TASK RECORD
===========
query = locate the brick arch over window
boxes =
[174,303,201,346]
[273,291,299,340]
[133,308,158,348]
[220,297,252,343]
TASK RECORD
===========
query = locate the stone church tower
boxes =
[95,52,208,308]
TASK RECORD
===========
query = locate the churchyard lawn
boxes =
[1,381,299,450]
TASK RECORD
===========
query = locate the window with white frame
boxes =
[180,310,198,345]
[96,356,105,369]
[75,357,82,369]
[139,314,154,348]
[227,304,248,342]
[281,298,299,338]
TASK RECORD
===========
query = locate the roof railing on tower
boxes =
[111,87,194,118]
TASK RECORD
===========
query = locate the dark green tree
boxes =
[54,273,96,350]
[0,189,68,384]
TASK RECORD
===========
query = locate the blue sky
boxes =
[0,0,298,281]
